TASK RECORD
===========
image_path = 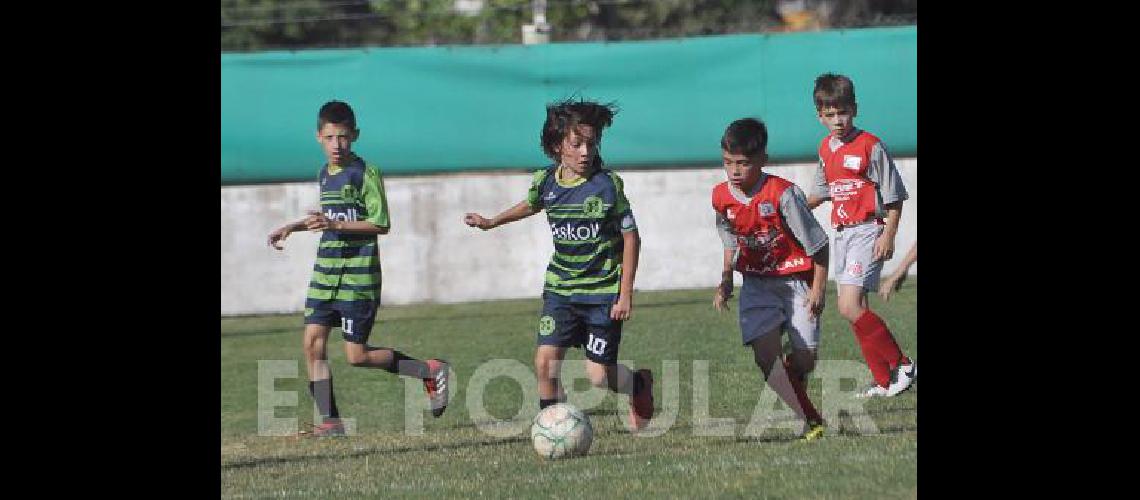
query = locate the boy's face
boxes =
[817,104,857,137]
[722,150,766,192]
[316,122,359,166]
[555,125,599,176]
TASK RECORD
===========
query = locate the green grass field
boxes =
[222,281,917,499]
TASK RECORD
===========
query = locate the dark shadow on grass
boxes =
[221,434,530,470]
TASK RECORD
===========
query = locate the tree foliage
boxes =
[221,0,915,52]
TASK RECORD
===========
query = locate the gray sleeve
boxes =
[811,159,830,200]
[714,212,738,249]
[866,142,909,205]
[780,185,829,256]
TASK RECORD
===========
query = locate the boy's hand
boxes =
[878,272,907,301]
[713,279,733,312]
[805,286,825,319]
[305,210,334,232]
[464,213,493,230]
[610,294,632,321]
[267,226,292,250]
[873,234,895,262]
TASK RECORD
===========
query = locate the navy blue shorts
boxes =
[304,302,378,344]
[536,292,623,365]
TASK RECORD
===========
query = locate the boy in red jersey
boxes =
[805,73,916,398]
[712,118,828,441]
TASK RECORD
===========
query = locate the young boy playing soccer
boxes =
[266,100,450,437]
[463,98,655,432]
[805,73,916,398]
[712,118,828,441]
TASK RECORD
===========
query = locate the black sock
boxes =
[381,350,431,379]
[631,372,644,396]
[539,398,560,410]
[309,378,339,419]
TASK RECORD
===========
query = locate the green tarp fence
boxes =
[222,26,915,184]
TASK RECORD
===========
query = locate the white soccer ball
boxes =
[531,403,593,459]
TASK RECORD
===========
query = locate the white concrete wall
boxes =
[221,159,916,316]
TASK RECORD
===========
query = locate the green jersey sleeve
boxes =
[606,171,637,233]
[362,165,390,228]
[525,168,551,210]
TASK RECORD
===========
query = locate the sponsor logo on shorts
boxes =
[847,261,863,276]
[538,315,555,335]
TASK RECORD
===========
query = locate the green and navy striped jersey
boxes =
[526,165,638,303]
[305,155,390,310]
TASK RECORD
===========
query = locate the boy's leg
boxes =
[302,309,343,436]
[740,278,822,430]
[578,302,653,432]
[535,345,568,408]
[338,302,450,417]
[835,225,910,392]
[780,277,825,430]
[535,293,579,410]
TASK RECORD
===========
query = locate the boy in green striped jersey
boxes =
[267,101,450,437]
[464,99,654,432]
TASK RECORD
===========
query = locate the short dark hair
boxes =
[721,118,768,158]
[540,98,618,160]
[813,73,856,110]
[318,100,357,130]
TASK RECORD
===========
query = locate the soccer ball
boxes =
[531,403,593,459]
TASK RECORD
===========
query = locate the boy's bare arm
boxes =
[806,195,825,210]
[713,248,735,312]
[267,217,311,250]
[806,245,828,318]
[464,201,540,230]
[610,230,641,321]
[873,201,902,261]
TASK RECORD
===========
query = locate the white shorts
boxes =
[738,275,819,350]
[833,223,884,290]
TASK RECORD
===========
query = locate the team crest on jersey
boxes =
[726,208,736,220]
[341,184,359,203]
[843,155,862,171]
[582,196,605,218]
[538,315,556,336]
[758,202,775,217]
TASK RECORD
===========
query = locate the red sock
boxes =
[784,359,822,424]
[854,309,908,371]
[851,318,893,387]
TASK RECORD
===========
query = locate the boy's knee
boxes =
[303,338,325,358]
[534,354,557,380]
[838,302,862,322]
[344,344,370,367]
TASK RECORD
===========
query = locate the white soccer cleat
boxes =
[886,360,916,396]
